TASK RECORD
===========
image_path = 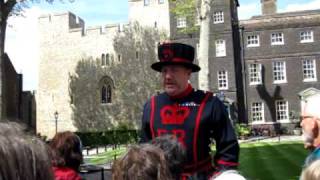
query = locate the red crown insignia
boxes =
[160,104,190,125]
[162,48,174,61]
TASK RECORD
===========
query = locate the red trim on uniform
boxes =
[170,84,193,99]
[217,159,239,166]
[160,57,190,63]
[192,92,212,164]
[150,96,156,139]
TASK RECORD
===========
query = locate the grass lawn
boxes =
[86,141,309,180]
[239,141,308,180]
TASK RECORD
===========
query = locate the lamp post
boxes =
[54,111,59,134]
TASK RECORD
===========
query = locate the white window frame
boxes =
[273,61,287,84]
[158,0,164,4]
[213,11,224,24]
[249,63,262,85]
[247,35,260,47]
[176,17,187,28]
[302,59,317,82]
[300,30,314,43]
[251,102,265,123]
[271,32,284,45]
[218,70,228,90]
[144,0,150,6]
[276,100,289,122]
[215,39,226,57]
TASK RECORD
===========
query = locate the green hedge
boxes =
[76,130,140,147]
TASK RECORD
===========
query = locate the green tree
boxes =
[69,22,166,131]
[169,0,213,91]
[0,0,74,117]
[112,22,166,127]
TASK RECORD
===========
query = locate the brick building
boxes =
[37,0,320,137]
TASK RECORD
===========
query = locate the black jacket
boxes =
[141,87,239,177]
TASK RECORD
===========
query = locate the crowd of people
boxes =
[1,42,319,180]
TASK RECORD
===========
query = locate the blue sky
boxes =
[5,0,320,90]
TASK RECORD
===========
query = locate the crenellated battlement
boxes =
[38,11,128,37]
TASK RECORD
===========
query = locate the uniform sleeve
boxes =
[211,97,239,174]
[140,100,152,143]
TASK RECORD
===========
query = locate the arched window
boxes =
[101,54,106,66]
[106,53,110,65]
[107,85,112,103]
[99,76,114,104]
[101,85,107,103]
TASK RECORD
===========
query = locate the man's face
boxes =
[300,114,317,149]
[161,65,191,96]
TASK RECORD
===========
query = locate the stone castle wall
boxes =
[37,12,125,138]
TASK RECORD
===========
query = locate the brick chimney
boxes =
[261,0,277,15]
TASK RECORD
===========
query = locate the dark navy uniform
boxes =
[141,84,239,179]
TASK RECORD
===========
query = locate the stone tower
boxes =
[37,12,121,138]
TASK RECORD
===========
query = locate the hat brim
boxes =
[151,61,201,72]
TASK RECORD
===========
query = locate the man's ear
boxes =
[313,120,319,137]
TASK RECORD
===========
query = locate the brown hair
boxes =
[112,144,173,180]
[49,131,83,171]
[0,121,54,180]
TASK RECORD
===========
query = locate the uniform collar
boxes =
[169,84,193,99]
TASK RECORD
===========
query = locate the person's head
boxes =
[300,96,320,149]
[211,170,246,180]
[301,159,320,180]
[151,42,200,96]
[112,144,173,180]
[0,121,53,180]
[49,131,83,171]
[152,135,186,178]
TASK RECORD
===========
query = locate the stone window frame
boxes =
[213,11,224,24]
[251,102,265,123]
[215,39,226,57]
[300,30,314,43]
[272,61,287,84]
[176,17,187,28]
[247,35,260,47]
[101,54,106,66]
[302,59,317,82]
[249,63,262,85]
[271,32,284,45]
[275,100,289,122]
[99,76,114,105]
[217,70,228,90]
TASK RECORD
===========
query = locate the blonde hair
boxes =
[301,160,320,180]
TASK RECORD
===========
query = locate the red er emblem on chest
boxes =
[160,104,190,125]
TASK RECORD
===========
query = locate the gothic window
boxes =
[106,53,110,65]
[101,54,106,66]
[99,76,114,104]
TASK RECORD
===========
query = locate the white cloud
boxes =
[5,6,45,91]
[280,0,320,12]
[238,2,261,20]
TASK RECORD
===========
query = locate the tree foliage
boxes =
[169,0,199,34]
[69,22,166,131]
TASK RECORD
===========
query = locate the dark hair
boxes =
[152,135,186,178]
[0,121,54,180]
[112,144,173,180]
[49,131,83,171]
